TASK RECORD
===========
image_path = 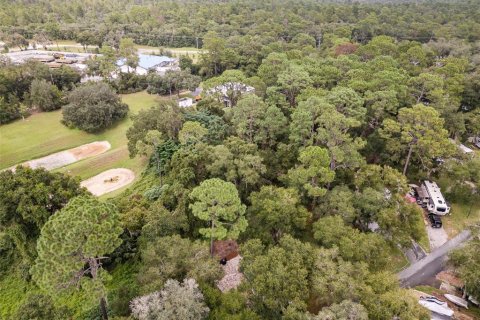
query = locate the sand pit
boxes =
[81,168,135,196]
[9,141,111,171]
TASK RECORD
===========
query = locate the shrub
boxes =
[62,82,129,132]
[0,96,21,124]
[27,79,64,112]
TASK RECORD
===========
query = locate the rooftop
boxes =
[423,180,447,206]
[117,54,176,70]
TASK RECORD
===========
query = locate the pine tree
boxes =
[189,178,247,255]
[31,196,123,320]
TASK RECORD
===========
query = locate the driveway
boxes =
[427,225,449,250]
[398,230,471,288]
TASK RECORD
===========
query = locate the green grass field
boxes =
[136,45,203,63]
[443,202,480,237]
[0,91,165,196]
[36,40,203,61]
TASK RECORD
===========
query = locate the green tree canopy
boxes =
[379,104,455,175]
[241,236,315,318]
[189,178,247,254]
[313,300,368,320]
[286,146,335,206]
[450,235,480,301]
[289,96,365,171]
[62,82,129,132]
[277,63,312,107]
[126,102,184,157]
[31,196,123,319]
[137,235,221,293]
[0,167,86,267]
[232,94,287,148]
[247,186,311,244]
[178,121,208,145]
[131,278,209,320]
[26,79,63,112]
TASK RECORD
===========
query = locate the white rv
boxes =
[420,180,451,215]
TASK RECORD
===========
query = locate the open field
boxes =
[136,45,202,62]
[26,40,204,61]
[0,91,165,196]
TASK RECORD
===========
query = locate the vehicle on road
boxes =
[428,213,442,228]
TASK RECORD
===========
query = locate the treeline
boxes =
[1,0,480,319]
[1,0,480,49]
[0,62,80,123]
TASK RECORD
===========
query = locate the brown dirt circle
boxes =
[80,168,135,196]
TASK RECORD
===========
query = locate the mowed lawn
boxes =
[0,91,163,184]
[136,45,203,63]
[443,202,480,237]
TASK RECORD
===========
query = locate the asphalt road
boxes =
[398,230,471,288]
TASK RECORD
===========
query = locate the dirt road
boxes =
[8,141,111,171]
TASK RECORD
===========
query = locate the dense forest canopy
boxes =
[0,0,480,319]
[0,0,480,47]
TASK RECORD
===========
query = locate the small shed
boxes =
[212,240,239,261]
[178,97,193,108]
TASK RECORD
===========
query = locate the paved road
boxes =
[398,230,471,288]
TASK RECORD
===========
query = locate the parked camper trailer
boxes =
[420,181,450,215]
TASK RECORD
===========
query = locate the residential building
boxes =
[116,54,179,76]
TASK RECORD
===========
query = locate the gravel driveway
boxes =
[427,224,449,250]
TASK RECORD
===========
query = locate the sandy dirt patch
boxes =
[216,255,244,292]
[427,225,449,250]
[81,168,135,196]
[9,141,111,171]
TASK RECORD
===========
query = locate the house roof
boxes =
[117,54,176,69]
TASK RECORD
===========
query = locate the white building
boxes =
[178,97,193,108]
[116,54,179,76]
[208,82,255,107]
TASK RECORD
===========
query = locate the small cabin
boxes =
[178,97,193,108]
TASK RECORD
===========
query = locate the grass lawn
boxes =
[135,44,203,62]
[417,213,431,253]
[0,91,166,197]
[443,202,480,237]
[389,245,410,272]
